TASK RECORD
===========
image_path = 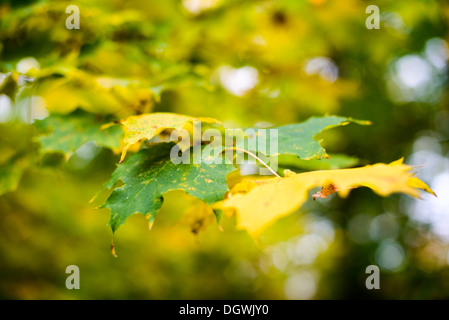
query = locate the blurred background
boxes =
[1,0,449,299]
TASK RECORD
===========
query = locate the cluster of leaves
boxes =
[29,110,435,251]
[0,0,437,254]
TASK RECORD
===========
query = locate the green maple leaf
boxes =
[245,116,370,160]
[102,143,235,233]
[34,109,124,155]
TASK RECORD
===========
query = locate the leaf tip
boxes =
[119,145,131,163]
[407,176,437,197]
[100,122,115,131]
[148,215,155,230]
[389,157,405,166]
[111,239,118,258]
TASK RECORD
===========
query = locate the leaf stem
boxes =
[219,147,281,178]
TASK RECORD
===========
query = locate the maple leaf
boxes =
[34,109,124,155]
[214,158,436,236]
[35,71,154,115]
[245,116,370,159]
[102,143,235,233]
[118,112,220,163]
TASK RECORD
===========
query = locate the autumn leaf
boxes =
[118,112,221,163]
[35,71,154,116]
[245,116,370,159]
[34,109,124,155]
[102,143,235,233]
[214,158,436,236]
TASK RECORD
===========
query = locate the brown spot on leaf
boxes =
[313,182,338,200]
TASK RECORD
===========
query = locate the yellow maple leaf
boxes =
[118,113,220,162]
[214,158,436,236]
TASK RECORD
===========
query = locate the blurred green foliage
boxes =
[1,0,449,299]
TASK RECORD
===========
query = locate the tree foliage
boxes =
[1,0,447,300]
